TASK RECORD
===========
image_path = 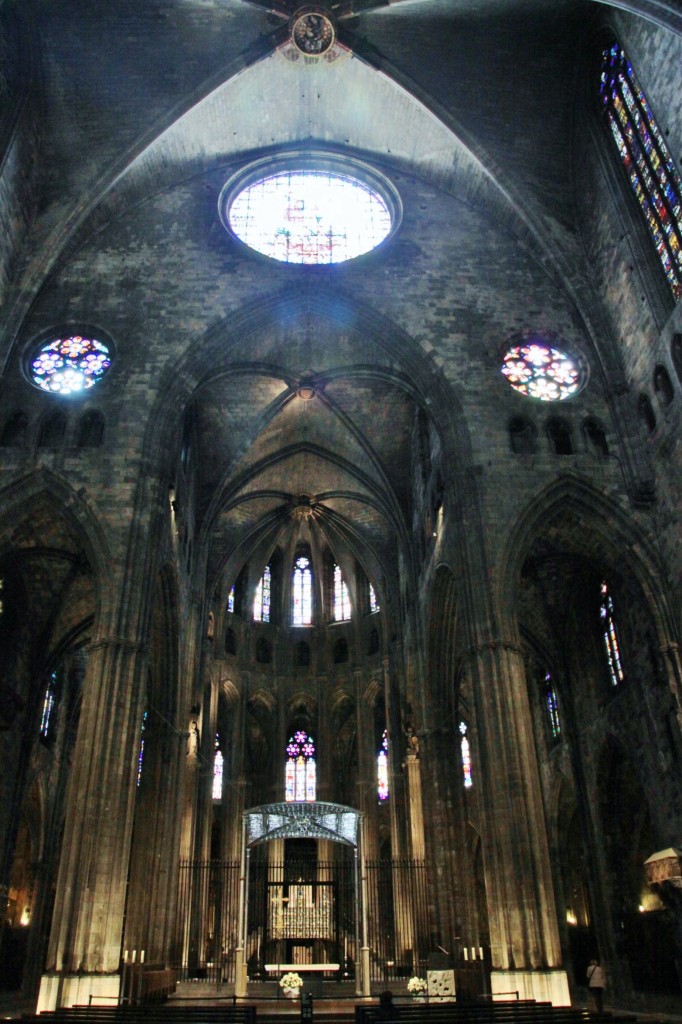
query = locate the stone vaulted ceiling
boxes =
[4,0,681,604]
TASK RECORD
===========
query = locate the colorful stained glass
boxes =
[501,341,581,400]
[459,721,473,788]
[137,709,148,787]
[377,730,389,801]
[293,556,312,625]
[600,43,682,301]
[30,335,112,394]
[227,170,392,264]
[369,583,378,614]
[544,673,561,739]
[213,735,224,801]
[40,670,58,739]
[600,581,624,686]
[333,564,351,621]
[228,585,235,614]
[254,565,271,622]
[285,730,316,802]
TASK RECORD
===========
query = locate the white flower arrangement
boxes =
[280,972,303,990]
[407,976,427,994]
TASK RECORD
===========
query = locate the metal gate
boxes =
[173,856,428,986]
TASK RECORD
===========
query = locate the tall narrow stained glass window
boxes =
[543,671,561,740]
[254,565,271,623]
[293,556,312,626]
[333,564,351,621]
[600,580,625,686]
[137,709,149,787]
[285,730,316,802]
[600,43,682,301]
[377,730,389,801]
[40,669,59,740]
[228,586,235,614]
[369,583,378,613]
[213,734,224,801]
[459,721,473,788]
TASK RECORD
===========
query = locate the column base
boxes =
[38,972,121,1012]
[490,969,570,1006]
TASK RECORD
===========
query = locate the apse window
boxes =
[285,730,316,801]
[30,334,112,394]
[254,565,271,623]
[501,338,582,401]
[459,721,473,788]
[213,735,224,801]
[292,556,313,626]
[600,43,682,302]
[39,669,60,742]
[333,564,351,621]
[221,160,398,264]
[377,730,389,802]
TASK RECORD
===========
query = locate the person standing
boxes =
[586,959,605,1013]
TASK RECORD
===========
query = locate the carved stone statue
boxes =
[405,723,420,757]
[187,718,200,759]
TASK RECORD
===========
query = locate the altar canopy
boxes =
[244,802,361,848]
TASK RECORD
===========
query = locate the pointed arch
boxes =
[498,476,675,646]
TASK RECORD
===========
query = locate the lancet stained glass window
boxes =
[213,735,224,801]
[293,556,312,626]
[137,709,148,787]
[254,565,271,623]
[285,730,316,802]
[369,583,378,613]
[30,335,112,394]
[459,721,473,788]
[377,730,389,801]
[502,340,581,400]
[600,580,625,686]
[333,564,351,621]
[40,669,59,740]
[227,170,393,265]
[543,672,561,739]
[228,586,235,614]
[600,43,682,301]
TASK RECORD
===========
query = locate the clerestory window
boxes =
[333,564,351,621]
[600,42,682,302]
[254,565,271,623]
[293,556,313,626]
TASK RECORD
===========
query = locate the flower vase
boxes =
[283,987,300,999]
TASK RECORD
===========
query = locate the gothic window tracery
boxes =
[293,555,312,626]
[600,42,682,302]
[285,730,316,802]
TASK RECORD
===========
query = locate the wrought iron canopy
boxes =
[244,801,361,848]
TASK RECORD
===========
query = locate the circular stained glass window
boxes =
[30,334,112,394]
[501,340,582,401]
[221,160,398,265]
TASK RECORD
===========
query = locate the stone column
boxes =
[466,639,570,1006]
[38,636,149,1010]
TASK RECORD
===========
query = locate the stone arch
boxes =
[498,476,674,648]
[0,470,113,626]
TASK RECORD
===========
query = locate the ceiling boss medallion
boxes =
[290,6,335,57]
